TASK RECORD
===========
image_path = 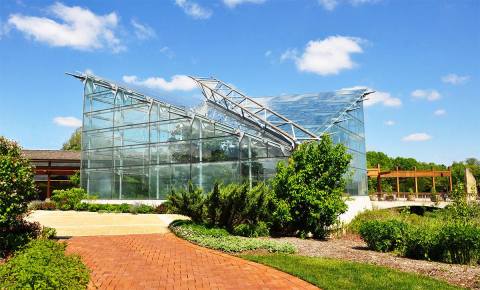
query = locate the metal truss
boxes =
[190,77,320,149]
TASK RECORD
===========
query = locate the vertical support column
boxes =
[199,120,203,188]
[432,166,436,192]
[448,167,453,192]
[414,166,418,194]
[248,137,252,189]
[396,166,400,196]
[376,164,381,193]
[47,161,51,199]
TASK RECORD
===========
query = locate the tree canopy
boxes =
[61,128,81,151]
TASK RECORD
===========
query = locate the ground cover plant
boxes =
[0,239,90,289]
[169,220,296,253]
[241,254,461,290]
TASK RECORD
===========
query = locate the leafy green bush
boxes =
[359,220,408,252]
[28,200,57,211]
[0,220,42,258]
[51,188,87,210]
[347,209,401,234]
[0,136,37,228]
[163,182,205,222]
[169,220,296,253]
[205,183,277,235]
[439,222,480,264]
[271,136,351,239]
[233,222,270,237]
[401,223,443,261]
[0,239,90,289]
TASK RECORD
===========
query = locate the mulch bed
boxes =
[271,235,480,289]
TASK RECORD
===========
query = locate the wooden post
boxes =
[396,166,400,196]
[448,166,453,192]
[47,161,51,199]
[377,164,382,193]
[414,166,418,194]
[432,166,436,192]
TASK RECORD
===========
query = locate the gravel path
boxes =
[272,236,480,289]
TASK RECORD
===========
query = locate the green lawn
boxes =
[241,254,463,290]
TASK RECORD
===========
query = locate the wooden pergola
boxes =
[22,150,80,199]
[367,164,453,194]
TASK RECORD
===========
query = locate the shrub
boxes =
[0,220,42,258]
[233,222,270,237]
[28,200,57,211]
[401,223,443,261]
[440,222,480,264]
[359,220,408,252]
[73,202,89,211]
[272,136,350,238]
[154,203,168,214]
[0,239,90,289]
[51,188,87,210]
[347,209,400,234]
[206,183,277,234]
[163,182,205,222]
[0,136,37,228]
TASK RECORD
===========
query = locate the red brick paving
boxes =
[66,233,319,290]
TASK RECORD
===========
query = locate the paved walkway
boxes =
[67,233,318,290]
[27,210,186,236]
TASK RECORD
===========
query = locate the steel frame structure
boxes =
[71,72,369,199]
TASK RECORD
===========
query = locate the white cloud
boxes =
[318,0,339,10]
[411,89,441,101]
[175,0,212,19]
[441,73,470,85]
[223,0,266,8]
[122,75,197,91]
[434,109,446,116]
[264,50,272,57]
[384,120,395,126]
[402,133,432,142]
[282,36,364,76]
[131,19,156,40]
[8,2,124,52]
[318,0,380,10]
[53,116,82,128]
[159,46,175,58]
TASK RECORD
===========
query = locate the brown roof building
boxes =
[22,150,81,199]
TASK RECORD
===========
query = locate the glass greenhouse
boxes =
[71,73,369,200]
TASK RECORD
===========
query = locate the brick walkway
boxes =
[66,233,319,290]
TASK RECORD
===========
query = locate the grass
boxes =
[241,254,463,290]
[169,220,296,253]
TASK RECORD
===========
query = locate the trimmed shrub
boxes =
[0,239,90,289]
[271,136,350,239]
[0,136,37,228]
[51,188,87,210]
[359,220,408,252]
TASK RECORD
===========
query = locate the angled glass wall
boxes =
[80,76,288,200]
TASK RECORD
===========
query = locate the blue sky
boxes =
[0,0,478,165]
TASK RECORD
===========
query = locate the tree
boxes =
[62,128,81,151]
[0,136,37,227]
[271,135,350,239]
